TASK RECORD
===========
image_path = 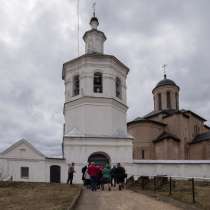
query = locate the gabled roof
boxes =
[127,117,167,127]
[153,131,180,143]
[191,131,210,144]
[164,109,206,121]
[144,109,206,122]
[182,110,206,121]
[1,139,45,158]
[204,124,210,130]
[144,109,178,119]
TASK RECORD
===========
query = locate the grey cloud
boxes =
[1,0,210,155]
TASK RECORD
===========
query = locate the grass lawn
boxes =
[0,182,81,210]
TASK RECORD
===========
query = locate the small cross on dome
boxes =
[162,64,167,79]
[92,2,96,17]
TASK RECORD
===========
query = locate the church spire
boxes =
[89,2,99,29]
[93,2,96,17]
[83,3,106,54]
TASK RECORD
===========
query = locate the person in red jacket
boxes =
[88,162,98,191]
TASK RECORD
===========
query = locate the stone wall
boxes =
[125,160,210,179]
[189,141,210,160]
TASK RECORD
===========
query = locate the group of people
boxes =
[82,162,127,191]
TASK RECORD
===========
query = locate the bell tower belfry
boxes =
[62,12,133,182]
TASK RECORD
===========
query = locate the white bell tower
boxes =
[62,11,133,182]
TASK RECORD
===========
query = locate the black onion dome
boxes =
[153,76,179,91]
[90,16,99,24]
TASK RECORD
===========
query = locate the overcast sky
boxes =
[1,0,210,156]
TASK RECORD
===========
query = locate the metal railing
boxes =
[126,175,210,205]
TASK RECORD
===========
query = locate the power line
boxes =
[77,0,79,56]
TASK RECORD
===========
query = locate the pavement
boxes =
[74,187,182,210]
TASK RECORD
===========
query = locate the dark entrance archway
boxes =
[88,152,110,167]
[50,165,61,183]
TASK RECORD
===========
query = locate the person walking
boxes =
[82,164,88,186]
[84,167,91,188]
[87,162,98,191]
[115,163,126,190]
[110,165,117,187]
[67,162,75,184]
[96,165,103,189]
[101,164,111,191]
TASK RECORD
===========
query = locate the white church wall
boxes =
[0,158,46,182]
[124,160,210,180]
[0,157,68,183]
[111,104,128,137]
[63,137,133,183]
[84,31,105,54]
[64,137,133,163]
[64,98,128,137]
[64,57,128,104]
[45,159,68,183]
[0,159,10,180]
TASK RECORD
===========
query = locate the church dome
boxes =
[154,75,179,91]
[152,74,180,111]
[90,17,99,24]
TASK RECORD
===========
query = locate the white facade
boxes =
[63,137,133,183]
[63,55,128,137]
[126,160,210,180]
[0,139,67,183]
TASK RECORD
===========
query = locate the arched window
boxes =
[94,72,103,93]
[158,93,162,110]
[167,91,171,109]
[116,77,122,99]
[73,75,80,96]
[175,92,179,109]
[194,125,200,136]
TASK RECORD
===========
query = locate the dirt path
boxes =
[74,188,182,210]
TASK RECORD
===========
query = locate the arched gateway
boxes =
[88,152,110,167]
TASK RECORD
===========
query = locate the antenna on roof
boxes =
[77,0,80,57]
[162,64,167,79]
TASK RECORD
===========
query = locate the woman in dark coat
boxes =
[115,163,126,190]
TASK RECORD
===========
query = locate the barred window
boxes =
[116,77,122,99]
[94,72,103,93]
[21,167,29,178]
[73,75,80,96]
